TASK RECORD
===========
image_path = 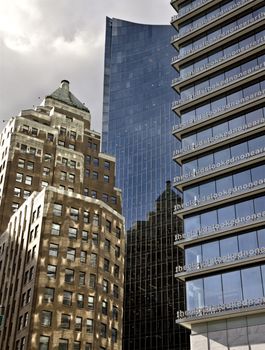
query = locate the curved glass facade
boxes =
[102,18,189,350]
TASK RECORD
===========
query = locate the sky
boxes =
[0,0,173,132]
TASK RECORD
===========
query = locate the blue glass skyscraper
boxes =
[102,18,189,350]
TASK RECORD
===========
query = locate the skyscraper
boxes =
[0,80,125,350]
[102,18,189,349]
[171,0,265,349]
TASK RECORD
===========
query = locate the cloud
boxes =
[0,0,173,131]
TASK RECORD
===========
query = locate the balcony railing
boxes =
[175,209,265,246]
[173,116,265,159]
[172,62,265,110]
[176,297,265,324]
[172,11,265,61]
[175,246,265,275]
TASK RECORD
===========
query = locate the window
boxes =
[62,157,68,165]
[84,211,90,223]
[23,190,31,199]
[41,310,52,327]
[91,253,97,267]
[104,160,110,170]
[112,306,118,321]
[92,214,99,226]
[29,147,36,155]
[77,293,84,308]
[92,171,98,180]
[116,227,121,239]
[102,279,109,293]
[44,153,52,162]
[58,140,65,147]
[16,172,23,183]
[18,159,25,168]
[65,269,74,283]
[91,190,97,198]
[73,342,80,350]
[21,293,26,307]
[59,339,68,350]
[68,144,75,150]
[12,202,19,212]
[44,287,54,303]
[80,251,86,263]
[106,220,111,233]
[69,160,76,168]
[79,271,85,286]
[41,181,49,188]
[100,323,107,338]
[47,265,56,279]
[85,344,92,350]
[26,161,34,171]
[31,128,38,136]
[114,265,120,278]
[21,144,27,152]
[47,133,54,142]
[14,187,21,197]
[39,335,49,350]
[23,312,29,327]
[102,193,108,202]
[18,315,23,330]
[93,158,99,166]
[70,131,76,140]
[51,223,60,235]
[115,245,120,258]
[92,143,97,150]
[48,243,58,257]
[103,175,109,183]
[104,259,110,272]
[86,155,91,164]
[113,285,119,298]
[112,328,118,343]
[70,207,79,221]
[88,296,94,310]
[84,188,89,196]
[20,337,26,350]
[111,196,117,205]
[61,314,70,329]
[104,239,111,252]
[86,319,93,333]
[82,230,88,241]
[63,291,72,306]
[26,289,31,304]
[92,233,98,246]
[67,248,76,261]
[89,274,96,288]
[68,227,77,240]
[102,300,108,315]
[60,171,67,181]
[53,203,62,216]
[60,127,66,136]
[68,173,75,182]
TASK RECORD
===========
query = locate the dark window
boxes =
[63,291,72,306]
[41,310,52,327]
[61,314,70,329]
[65,269,74,283]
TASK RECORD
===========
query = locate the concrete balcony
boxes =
[173,117,265,163]
[174,212,265,249]
[175,247,265,281]
[171,12,265,67]
[172,63,265,115]
[175,299,265,329]
[171,35,265,92]
[172,88,265,136]
[172,0,262,46]
[174,143,265,191]
[174,179,265,219]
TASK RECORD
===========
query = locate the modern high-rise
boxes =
[0,80,125,350]
[102,18,189,349]
[171,0,265,349]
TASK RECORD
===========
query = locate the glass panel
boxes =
[200,209,217,228]
[216,176,233,193]
[185,245,202,266]
[218,204,235,224]
[254,196,265,213]
[238,231,258,252]
[186,278,204,310]
[202,241,220,261]
[222,270,242,303]
[235,200,254,218]
[220,236,238,256]
[204,275,223,306]
[258,229,265,248]
[184,216,200,235]
[241,266,263,299]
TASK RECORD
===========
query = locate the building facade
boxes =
[102,18,189,349]
[171,0,265,349]
[0,81,125,350]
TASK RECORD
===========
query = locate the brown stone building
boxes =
[0,80,125,350]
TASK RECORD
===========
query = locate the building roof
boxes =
[46,80,89,112]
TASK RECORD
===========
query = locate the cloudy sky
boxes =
[0,0,173,132]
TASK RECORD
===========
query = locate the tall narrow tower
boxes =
[171,0,265,349]
[0,81,125,350]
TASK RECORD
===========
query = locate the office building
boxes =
[171,0,265,349]
[102,18,189,349]
[0,80,125,350]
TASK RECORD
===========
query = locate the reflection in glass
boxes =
[187,279,204,310]
[204,275,223,306]
[242,266,263,299]
[222,271,242,303]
